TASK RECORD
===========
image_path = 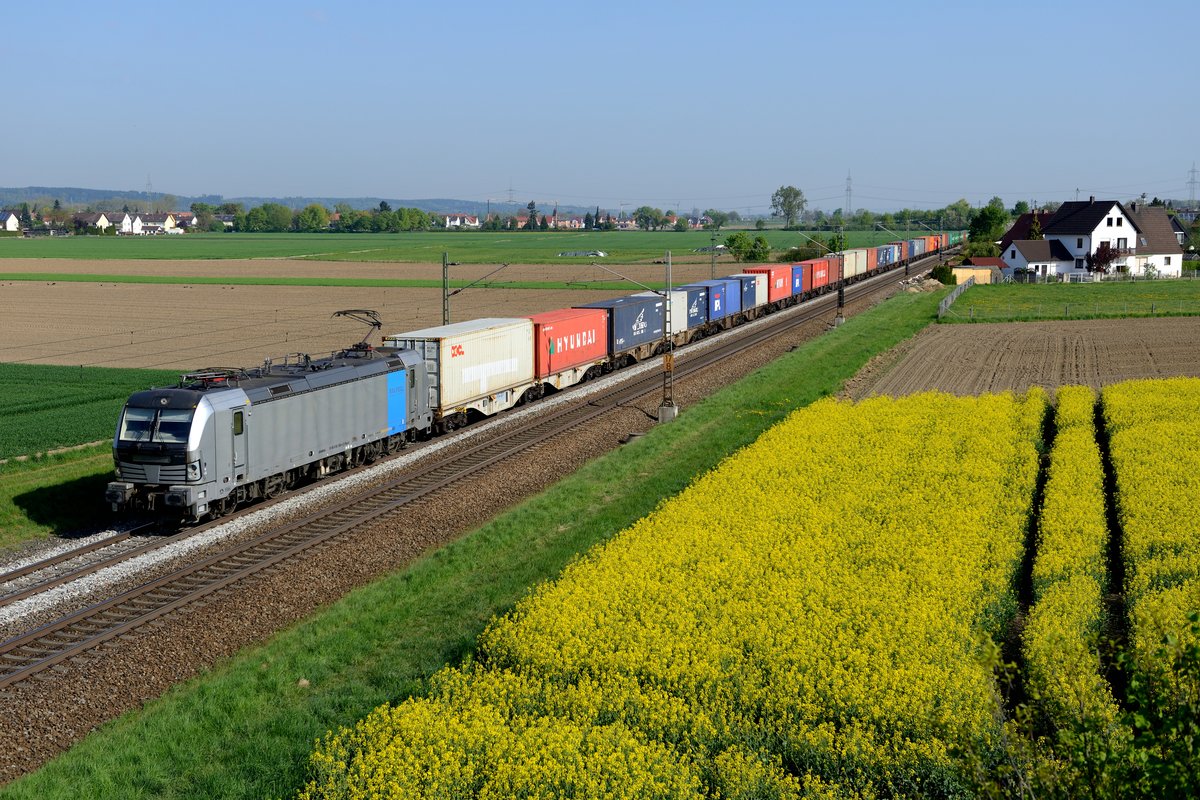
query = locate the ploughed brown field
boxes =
[0,258,719,370]
[847,317,1200,399]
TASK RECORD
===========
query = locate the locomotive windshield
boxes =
[119,407,193,444]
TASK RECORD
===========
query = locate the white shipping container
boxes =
[839,249,868,277]
[634,290,689,334]
[384,318,534,413]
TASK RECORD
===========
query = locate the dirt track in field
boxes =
[0,259,727,370]
[844,317,1200,399]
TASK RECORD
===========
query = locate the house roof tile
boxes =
[1126,205,1183,255]
[1013,239,1074,262]
[998,211,1053,251]
[1043,200,1141,236]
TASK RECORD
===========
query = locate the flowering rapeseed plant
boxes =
[300,391,1047,799]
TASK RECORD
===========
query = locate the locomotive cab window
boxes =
[119,407,193,444]
[119,408,156,441]
[233,410,244,435]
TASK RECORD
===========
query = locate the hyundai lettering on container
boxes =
[527,307,608,378]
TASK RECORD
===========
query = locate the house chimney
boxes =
[1089,195,1095,203]
[1130,202,1137,212]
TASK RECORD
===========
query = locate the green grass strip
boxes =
[0,288,947,800]
[943,280,1200,323]
[0,446,113,552]
[0,272,654,291]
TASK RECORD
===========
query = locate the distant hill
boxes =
[0,187,596,217]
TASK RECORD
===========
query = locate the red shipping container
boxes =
[828,255,843,285]
[526,307,608,378]
[865,248,878,272]
[803,257,831,290]
[743,265,792,303]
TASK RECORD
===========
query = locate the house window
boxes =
[1011,250,1016,259]
[1118,238,1127,250]
[1107,217,1113,227]
[1075,258,1084,268]
[1117,218,1123,227]
[1077,237,1083,248]
[1166,256,1172,266]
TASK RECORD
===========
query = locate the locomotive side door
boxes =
[231,408,246,478]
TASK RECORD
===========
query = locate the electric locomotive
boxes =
[106,312,432,521]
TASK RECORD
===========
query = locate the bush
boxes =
[929,264,957,284]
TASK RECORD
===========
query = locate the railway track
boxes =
[0,262,927,691]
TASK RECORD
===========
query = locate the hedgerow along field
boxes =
[942,279,1200,322]
[0,229,908,265]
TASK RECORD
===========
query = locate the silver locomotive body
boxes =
[107,347,431,520]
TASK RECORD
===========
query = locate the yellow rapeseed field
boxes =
[299,391,1047,799]
[1102,378,1200,680]
[1024,385,1122,738]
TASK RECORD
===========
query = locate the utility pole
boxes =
[845,170,853,218]
[1189,162,1199,208]
[659,251,677,422]
[834,226,846,327]
[442,252,450,325]
[710,228,717,280]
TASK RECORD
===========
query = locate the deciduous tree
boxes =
[770,185,806,228]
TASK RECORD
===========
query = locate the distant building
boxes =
[73,212,114,231]
[140,213,178,234]
[444,214,481,229]
[0,211,20,232]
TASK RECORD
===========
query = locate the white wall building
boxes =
[1001,198,1183,279]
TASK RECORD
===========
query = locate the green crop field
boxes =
[944,279,1200,322]
[0,230,916,265]
[0,363,180,460]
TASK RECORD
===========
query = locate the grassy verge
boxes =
[944,280,1200,322]
[0,288,947,800]
[0,446,115,551]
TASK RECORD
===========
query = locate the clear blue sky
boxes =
[5,1,1196,213]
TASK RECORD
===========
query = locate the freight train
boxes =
[106,233,959,520]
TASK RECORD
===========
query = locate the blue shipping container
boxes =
[682,279,738,319]
[721,275,757,312]
[676,285,708,329]
[790,265,806,295]
[908,238,926,257]
[576,295,665,354]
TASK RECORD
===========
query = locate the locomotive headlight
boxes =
[187,461,201,480]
